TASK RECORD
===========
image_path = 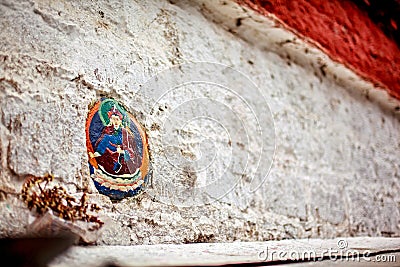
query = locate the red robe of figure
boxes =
[93,111,141,177]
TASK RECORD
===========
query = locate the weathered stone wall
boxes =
[0,0,399,245]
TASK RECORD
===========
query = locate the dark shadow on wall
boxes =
[0,235,76,267]
[351,0,400,46]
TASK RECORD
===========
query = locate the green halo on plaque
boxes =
[99,99,128,127]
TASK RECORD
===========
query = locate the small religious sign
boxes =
[85,98,150,200]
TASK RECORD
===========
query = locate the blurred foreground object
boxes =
[0,235,77,267]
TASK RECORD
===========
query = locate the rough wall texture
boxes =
[0,0,399,245]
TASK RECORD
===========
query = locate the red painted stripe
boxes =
[239,0,400,100]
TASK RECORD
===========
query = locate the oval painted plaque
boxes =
[85,98,150,200]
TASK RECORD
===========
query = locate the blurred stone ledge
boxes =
[49,237,400,267]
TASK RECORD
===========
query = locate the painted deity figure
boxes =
[89,105,141,177]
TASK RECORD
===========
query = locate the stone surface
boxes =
[49,237,400,266]
[0,0,399,245]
